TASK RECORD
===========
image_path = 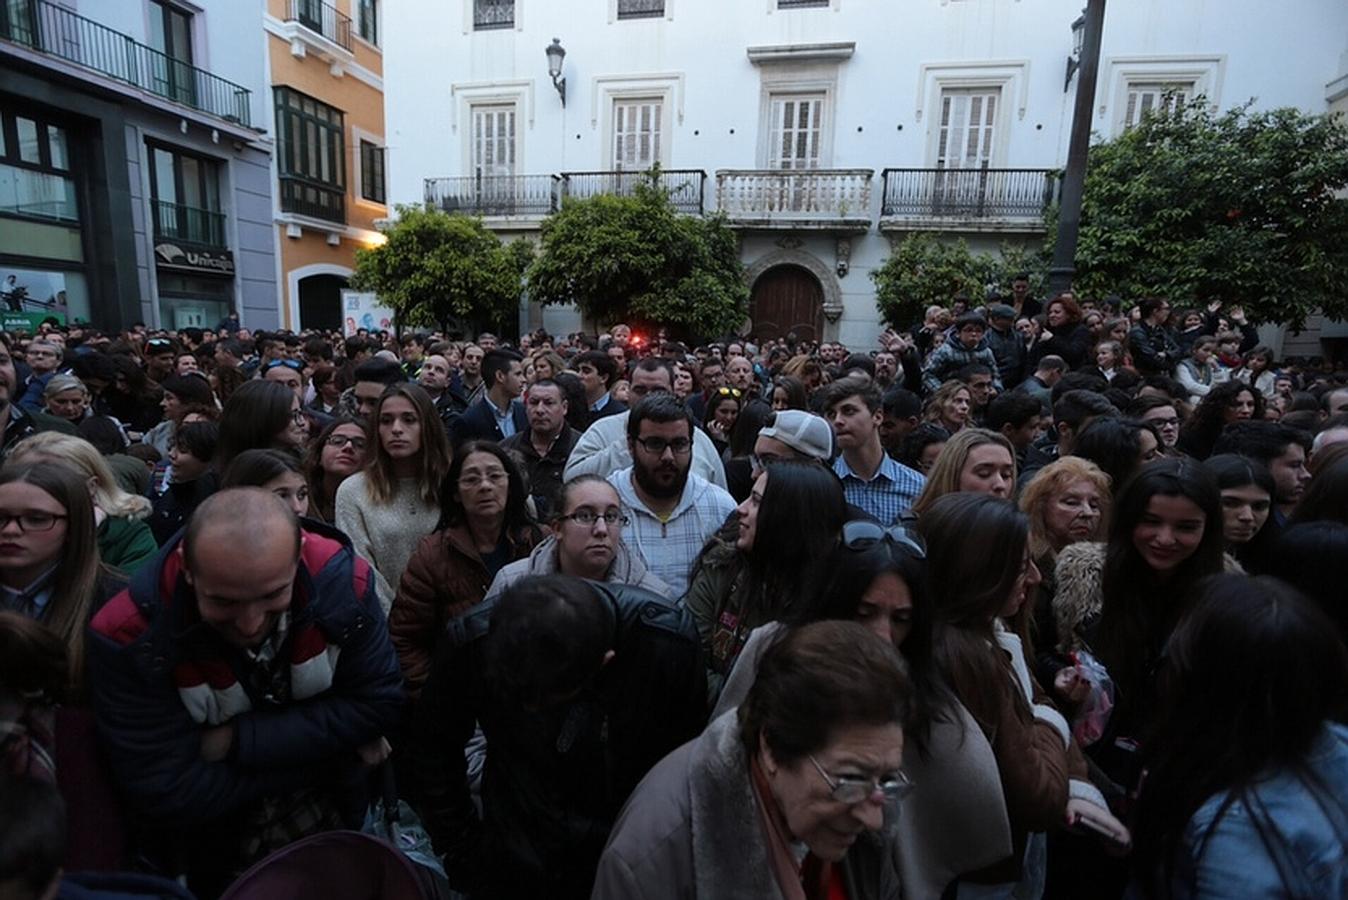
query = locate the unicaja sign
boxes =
[154,242,235,276]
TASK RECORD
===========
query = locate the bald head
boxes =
[183,487,300,572]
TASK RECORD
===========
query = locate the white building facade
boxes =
[384,0,1348,348]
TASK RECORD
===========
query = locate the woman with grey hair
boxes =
[42,373,93,425]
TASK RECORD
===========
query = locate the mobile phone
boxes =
[1071,813,1129,848]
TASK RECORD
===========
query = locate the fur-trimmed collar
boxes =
[1052,542,1244,654]
[689,711,786,898]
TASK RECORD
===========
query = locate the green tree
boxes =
[1069,99,1348,329]
[870,233,985,328]
[350,206,531,331]
[527,176,748,339]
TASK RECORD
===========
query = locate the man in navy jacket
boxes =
[88,488,403,894]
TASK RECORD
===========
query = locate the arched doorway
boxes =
[298,273,348,332]
[750,265,824,342]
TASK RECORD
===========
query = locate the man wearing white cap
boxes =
[724,409,834,502]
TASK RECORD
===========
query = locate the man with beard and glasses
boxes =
[565,359,727,488]
[606,394,736,598]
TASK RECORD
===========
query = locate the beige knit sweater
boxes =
[334,472,440,615]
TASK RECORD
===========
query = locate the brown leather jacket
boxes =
[389,523,538,700]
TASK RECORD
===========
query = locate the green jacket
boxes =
[97,515,159,576]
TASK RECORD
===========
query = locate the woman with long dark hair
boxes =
[1176,381,1263,460]
[1072,418,1163,497]
[685,460,847,700]
[1130,575,1348,898]
[304,416,369,524]
[214,379,307,472]
[722,399,775,503]
[1268,522,1348,643]
[335,383,452,615]
[702,387,743,456]
[919,493,1127,893]
[1052,461,1228,807]
[0,463,122,695]
[1202,453,1277,573]
[390,440,538,700]
[770,375,808,411]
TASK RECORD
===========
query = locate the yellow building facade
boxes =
[265,0,386,331]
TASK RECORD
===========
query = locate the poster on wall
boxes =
[341,290,395,337]
[0,268,88,323]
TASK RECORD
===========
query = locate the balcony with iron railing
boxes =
[279,175,346,224]
[473,0,515,30]
[879,167,1059,232]
[616,0,666,19]
[0,0,253,126]
[425,174,561,218]
[284,0,353,53]
[561,169,705,215]
[151,199,227,247]
[715,169,874,231]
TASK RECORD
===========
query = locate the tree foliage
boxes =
[351,206,531,330]
[527,176,748,339]
[1069,99,1348,329]
[871,234,1048,328]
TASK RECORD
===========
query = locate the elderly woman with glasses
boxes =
[712,521,1016,898]
[482,474,671,602]
[594,621,909,900]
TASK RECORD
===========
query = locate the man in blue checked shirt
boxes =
[824,376,925,525]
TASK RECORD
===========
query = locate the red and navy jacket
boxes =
[86,520,404,826]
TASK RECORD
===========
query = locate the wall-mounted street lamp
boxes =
[1064,12,1086,92]
[546,38,567,107]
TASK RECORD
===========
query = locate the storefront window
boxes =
[156,272,232,331]
[0,266,91,325]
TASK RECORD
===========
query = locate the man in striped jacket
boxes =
[88,488,403,895]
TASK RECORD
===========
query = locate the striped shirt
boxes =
[833,454,925,525]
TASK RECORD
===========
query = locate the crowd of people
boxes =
[1,287,1347,899]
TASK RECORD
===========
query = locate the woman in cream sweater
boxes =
[336,383,451,614]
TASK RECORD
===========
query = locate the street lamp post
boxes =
[1047,0,1106,296]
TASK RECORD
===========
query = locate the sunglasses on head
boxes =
[841,520,926,558]
[263,359,304,372]
[715,387,742,398]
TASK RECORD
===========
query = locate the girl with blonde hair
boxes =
[911,428,1017,517]
[9,433,157,574]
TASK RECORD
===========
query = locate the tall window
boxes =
[474,0,514,30]
[358,0,378,44]
[147,144,223,246]
[0,109,78,223]
[274,87,346,223]
[768,94,824,170]
[936,88,998,169]
[1123,81,1194,129]
[359,140,386,204]
[148,1,195,106]
[612,99,662,171]
[471,105,516,179]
